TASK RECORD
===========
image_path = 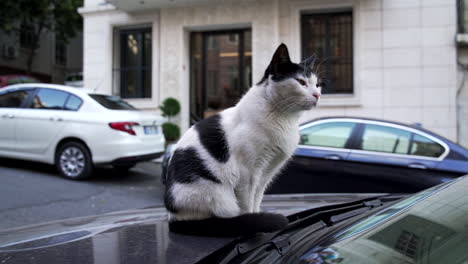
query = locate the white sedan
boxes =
[0,84,165,179]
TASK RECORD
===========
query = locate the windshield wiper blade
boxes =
[198,198,388,264]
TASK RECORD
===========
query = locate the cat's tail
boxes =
[169,212,288,237]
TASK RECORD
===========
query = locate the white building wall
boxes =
[80,5,161,109]
[279,0,457,141]
[159,0,280,131]
[81,0,458,141]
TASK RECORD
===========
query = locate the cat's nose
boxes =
[312,91,321,100]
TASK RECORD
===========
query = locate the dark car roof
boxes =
[0,194,383,264]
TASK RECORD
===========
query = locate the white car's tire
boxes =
[56,142,93,180]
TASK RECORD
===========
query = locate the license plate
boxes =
[144,126,158,135]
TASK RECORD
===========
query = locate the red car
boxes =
[0,75,40,88]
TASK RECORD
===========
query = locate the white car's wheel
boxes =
[56,142,93,180]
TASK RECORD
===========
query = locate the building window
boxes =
[190,29,252,122]
[301,11,353,94]
[117,27,152,99]
[55,40,67,66]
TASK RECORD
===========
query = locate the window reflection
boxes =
[31,89,68,110]
[300,122,355,148]
[0,90,31,108]
[301,179,468,264]
[190,29,252,121]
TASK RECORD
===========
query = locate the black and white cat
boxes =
[165,44,322,236]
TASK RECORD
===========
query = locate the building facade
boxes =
[80,0,459,143]
[0,28,83,84]
[456,0,468,148]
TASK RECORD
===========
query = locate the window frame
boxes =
[301,10,354,95]
[117,27,152,99]
[289,0,362,107]
[299,119,449,161]
[189,29,252,123]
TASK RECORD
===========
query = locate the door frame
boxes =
[189,29,251,122]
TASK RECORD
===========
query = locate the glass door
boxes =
[190,29,252,122]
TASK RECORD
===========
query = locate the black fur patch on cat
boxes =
[258,43,313,85]
[169,212,289,237]
[195,114,230,163]
[168,148,221,184]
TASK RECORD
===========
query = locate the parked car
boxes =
[0,83,165,179]
[268,117,468,194]
[64,72,83,88]
[161,117,468,193]
[0,75,39,88]
[1,175,467,263]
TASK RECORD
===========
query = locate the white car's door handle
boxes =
[49,116,64,122]
[3,113,14,119]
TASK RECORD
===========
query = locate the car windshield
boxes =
[295,177,468,264]
[89,94,137,110]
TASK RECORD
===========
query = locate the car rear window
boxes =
[410,134,445,158]
[89,94,136,110]
[64,95,83,111]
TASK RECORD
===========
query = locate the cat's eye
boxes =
[295,78,306,86]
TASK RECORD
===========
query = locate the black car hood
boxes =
[0,193,384,264]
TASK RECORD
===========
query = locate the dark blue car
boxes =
[267,117,468,194]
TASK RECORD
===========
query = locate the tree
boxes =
[0,0,83,74]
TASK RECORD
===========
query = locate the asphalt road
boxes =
[0,158,165,231]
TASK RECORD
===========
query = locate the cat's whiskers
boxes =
[266,95,303,118]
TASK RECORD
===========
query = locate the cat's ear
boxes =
[270,44,292,65]
[300,56,316,76]
[301,56,316,70]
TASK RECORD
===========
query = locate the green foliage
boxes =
[6,77,38,85]
[0,0,83,72]
[160,97,181,142]
[162,122,181,142]
[0,0,83,40]
[160,97,181,117]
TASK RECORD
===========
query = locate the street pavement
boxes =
[0,158,165,231]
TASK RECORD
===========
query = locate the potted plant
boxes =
[160,97,181,145]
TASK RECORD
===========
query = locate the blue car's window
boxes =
[410,134,444,158]
[300,122,355,148]
[360,124,411,154]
